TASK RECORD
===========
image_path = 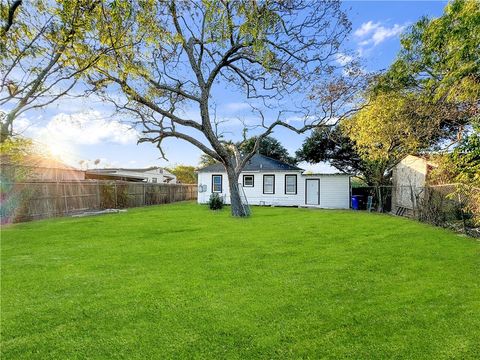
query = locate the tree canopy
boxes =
[431,120,480,187]
[239,136,296,165]
[297,125,397,187]
[199,135,295,167]
[342,92,436,163]
[296,126,362,174]
[166,165,197,184]
[377,0,479,143]
[299,0,479,190]
[0,1,115,142]
[375,0,479,189]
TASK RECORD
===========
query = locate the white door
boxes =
[306,179,320,205]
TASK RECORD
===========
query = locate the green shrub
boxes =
[208,193,223,210]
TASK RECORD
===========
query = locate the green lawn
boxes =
[1,202,479,359]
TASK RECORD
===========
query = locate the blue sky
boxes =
[16,0,447,171]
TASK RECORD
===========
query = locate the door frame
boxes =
[305,178,320,205]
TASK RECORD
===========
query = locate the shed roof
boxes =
[198,154,303,172]
[402,154,438,167]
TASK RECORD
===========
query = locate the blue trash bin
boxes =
[351,196,359,210]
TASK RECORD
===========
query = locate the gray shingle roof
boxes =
[198,154,303,172]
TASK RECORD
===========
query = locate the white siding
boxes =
[198,171,350,209]
[392,155,429,210]
[318,175,350,208]
[198,171,227,204]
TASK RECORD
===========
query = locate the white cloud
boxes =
[224,102,251,112]
[354,21,407,47]
[36,111,138,146]
[13,111,138,166]
[371,24,406,45]
[335,53,353,66]
[354,21,381,37]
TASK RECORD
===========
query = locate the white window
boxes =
[212,175,222,193]
[285,175,297,194]
[263,175,275,194]
[243,175,254,187]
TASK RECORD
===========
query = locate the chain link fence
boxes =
[353,184,479,238]
[415,185,479,238]
[392,184,479,238]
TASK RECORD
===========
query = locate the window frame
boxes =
[211,174,223,193]
[284,174,297,195]
[243,174,254,187]
[263,174,275,194]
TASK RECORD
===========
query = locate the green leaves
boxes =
[343,93,431,163]
[239,136,296,165]
[381,0,480,106]
[368,0,479,189]
[450,121,480,186]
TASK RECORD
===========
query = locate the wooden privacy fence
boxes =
[1,180,197,223]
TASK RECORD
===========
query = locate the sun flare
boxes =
[42,140,74,163]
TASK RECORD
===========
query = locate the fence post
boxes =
[63,182,68,215]
[96,181,100,209]
[458,192,467,235]
[143,183,146,206]
[114,182,118,208]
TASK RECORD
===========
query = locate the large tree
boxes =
[296,125,398,188]
[338,91,440,192]
[166,165,197,184]
[296,126,362,175]
[297,90,441,212]
[239,135,296,165]
[85,0,363,216]
[0,0,117,142]
[342,93,438,165]
[377,0,480,144]
[200,135,296,167]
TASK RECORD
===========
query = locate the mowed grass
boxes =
[1,202,479,359]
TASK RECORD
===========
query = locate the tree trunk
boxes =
[226,167,249,217]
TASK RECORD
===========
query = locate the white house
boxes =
[197,154,351,209]
[86,167,177,183]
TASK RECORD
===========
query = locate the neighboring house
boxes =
[1,155,85,181]
[197,154,351,208]
[86,167,177,184]
[391,155,437,215]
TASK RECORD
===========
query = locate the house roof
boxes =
[197,154,303,172]
[85,167,176,183]
[303,172,352,176]
[88,166,163,173]
[87,167,175,176]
